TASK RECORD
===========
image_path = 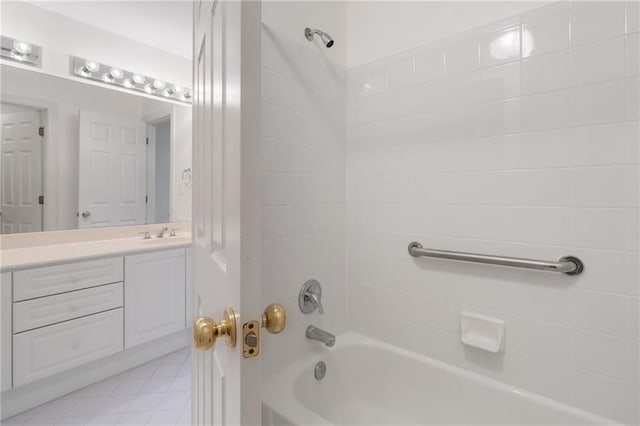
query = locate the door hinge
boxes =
[39,127,44,137]
[145,195,148,203]
[38,195,44,205]
[146,137,149,145]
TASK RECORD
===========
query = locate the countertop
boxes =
[0,228,191,272]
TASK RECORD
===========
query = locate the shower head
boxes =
[305,27,334,48]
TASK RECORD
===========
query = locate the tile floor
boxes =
[3,347,191,426]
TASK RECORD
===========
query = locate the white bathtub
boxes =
[263,333,617,425]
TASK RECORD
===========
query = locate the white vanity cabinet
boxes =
[3,246,189,400]
[10,257,125,387]
[124,248,186,348]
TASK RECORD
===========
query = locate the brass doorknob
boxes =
[193,307,237,350]
[262,303,286,334]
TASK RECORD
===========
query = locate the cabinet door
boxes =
[13,309,123,387]
[124,248,186,348]
[1,272,11,391]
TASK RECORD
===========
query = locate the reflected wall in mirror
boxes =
[0,65,192,233]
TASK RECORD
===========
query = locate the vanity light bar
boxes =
[69,56,191,104]
[0,36,42,67]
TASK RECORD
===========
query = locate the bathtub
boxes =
[262,332,617,425]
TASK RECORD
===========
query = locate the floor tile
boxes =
[4,348,191,426]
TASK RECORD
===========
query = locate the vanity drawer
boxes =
[13,282,124,333]
[13,257,123,301]
[13,308,123,387]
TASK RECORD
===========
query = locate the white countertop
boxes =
[0,234,191,272]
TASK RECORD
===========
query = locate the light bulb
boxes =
[143,84,153,94]
[152,80,166,90]
[109,68,123,79]
[132,74,145,85]
[123,79,134,88]
[84,60,99,73]
[12,40,32,55]
[183,92,192,100]
[163,88,176,97]
[173,86,183,93]
[103,68,124,83]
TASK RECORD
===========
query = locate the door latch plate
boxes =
[242,320,259,358]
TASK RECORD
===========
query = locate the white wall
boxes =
[170,105,192,223]
[346,2,639,423]
[262,1,347,66]
[260,1,348,376]
[1,1,191,89]
[346,1,550,67]
[154,120,171,223]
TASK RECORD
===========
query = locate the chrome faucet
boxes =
[306,325,335,347]
[156,226,169,238]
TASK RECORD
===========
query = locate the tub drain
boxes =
[314,361,326,380]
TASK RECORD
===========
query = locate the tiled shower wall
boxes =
[346,2,639,423]
[260,25,347,374]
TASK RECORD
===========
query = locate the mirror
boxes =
[0,65,192,233]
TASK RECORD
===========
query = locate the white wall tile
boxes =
[570,2,626,46]
[569,79,626,126]
[625,34,639,76]
[342,2,638,424]
[571,329,639,382]
[569,123,637,167]
[414,46,446,83]
[480,25,521,67]
[568,368,638,424]
[480,62,521,102]
[569,37,625,86]
[628,1,640,34]
[261,26,346,377]
[569,289,638,339]
[522,8,570,58]
[521,90,569,131]
[571,166,639,208]
[522,50,569,95]
[570,208,638,251]
[627,77,640,121]
[387,56,415,89]
[445,32,481,75]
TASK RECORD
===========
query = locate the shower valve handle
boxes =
[299,279,324,315]
[308,293,324,315]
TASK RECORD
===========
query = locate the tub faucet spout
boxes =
[306,325,335,347]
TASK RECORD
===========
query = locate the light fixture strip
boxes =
[0,35,42,67]
[70,56,191,104]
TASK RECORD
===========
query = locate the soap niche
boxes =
[460,311,505,354]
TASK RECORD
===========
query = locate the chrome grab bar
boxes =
[408,242,584,276]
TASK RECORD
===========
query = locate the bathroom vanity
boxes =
[0,228,192,418]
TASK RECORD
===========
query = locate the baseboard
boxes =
[0,329,190,420]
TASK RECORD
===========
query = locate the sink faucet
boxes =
[306,325,335,347]
[157,226,169,238]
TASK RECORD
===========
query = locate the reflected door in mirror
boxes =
[1,110,43,233]
[78,111,146,228]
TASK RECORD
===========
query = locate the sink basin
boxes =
[141,236,191,245]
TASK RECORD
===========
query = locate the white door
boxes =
[0,110,43,234]
[191,0,263,425]
[78,111,146,228]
